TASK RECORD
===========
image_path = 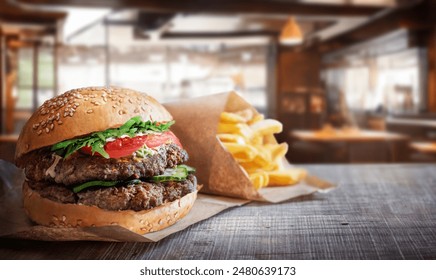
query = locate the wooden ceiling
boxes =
[0,1,66,25]
[6,0,430,50]
[17,0,386,16]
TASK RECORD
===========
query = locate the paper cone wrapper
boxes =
[165,92,334,202]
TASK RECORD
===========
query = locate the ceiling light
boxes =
[279,17,303,46]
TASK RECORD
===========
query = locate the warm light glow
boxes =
[279,17,303,45]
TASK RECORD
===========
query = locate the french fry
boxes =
[218,111,305,189]
[220,112,247,124]
[252,146,272,168]
[250,119,283,136]
[233,108,254,122]
[239,160,263,172]
[251,134,263,146]
[287,168,307,181]
[249,172,264,190]
[217,134,246,144]
[265,143,288,162]
[247,113,264,125]
[218,122,252,139]
[222,143,257,162]
[267,170,298,186]
[217,122,242,134]
[249,170,269,190]
[263,134,277,145]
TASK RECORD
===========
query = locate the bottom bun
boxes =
[22,181,197,235]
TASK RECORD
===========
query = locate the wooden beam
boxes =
[427,27,436,112]
[0,2,66,25]
[315,1,427,53]
[32,42,39,111]
[0,28,4,134]
[18,0,384,16]
[135,30,278,39]
[163,31,278,39]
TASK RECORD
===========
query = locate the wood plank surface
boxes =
[1,164,435,260]
[291,129,408,142]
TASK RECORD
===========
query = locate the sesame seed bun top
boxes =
[15,86,172,162]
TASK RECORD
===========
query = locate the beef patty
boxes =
[22,143,188,186]
[28,174,197,211]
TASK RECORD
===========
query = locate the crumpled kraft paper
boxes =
[0,159,248,242]
[164,91,334,201]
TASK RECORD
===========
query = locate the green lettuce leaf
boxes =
[51,116,174,159]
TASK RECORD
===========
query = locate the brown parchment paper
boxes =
[164,91,334,201]
[0,159,248,242]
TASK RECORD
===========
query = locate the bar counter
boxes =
[1,164,435,259]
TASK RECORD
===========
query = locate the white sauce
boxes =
[105,131,161,143]
[45,154,62,178]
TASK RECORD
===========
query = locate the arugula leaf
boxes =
[51,116,174,158]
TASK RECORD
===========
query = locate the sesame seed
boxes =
[118,110,126,115]
[50,123,54,130]
[112,105,117,108]
[134,108,140,113]
[87,109,93,114]
[37,130,42,135]
[45,128,50,133]
[32,124,39,130]
[58,120,63,125]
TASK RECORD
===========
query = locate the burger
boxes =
[15,86,197,234]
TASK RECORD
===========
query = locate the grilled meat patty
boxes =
[28,174,197,211]
[22,143,188,186]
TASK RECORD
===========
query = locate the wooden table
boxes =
[291,129,408,142]
[1,164,435,260]
[289,129,410,163]
[410,142,436,154]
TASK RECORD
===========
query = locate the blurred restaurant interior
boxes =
[1,0,436,164]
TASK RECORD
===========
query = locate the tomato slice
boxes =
[143,131,182,149]
[80,131,182,158]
